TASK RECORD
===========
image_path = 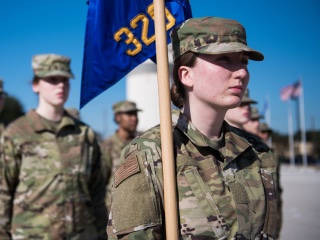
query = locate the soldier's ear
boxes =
[32,81,40,94]
[115,113,121,124]
[179,65,194,88]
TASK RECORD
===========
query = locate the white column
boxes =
[126,46,173,132]
[299,79,307,166]
[126,60,160,132]
[288,100,295,166]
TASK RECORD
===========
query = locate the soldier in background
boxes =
[102,100,141,215]
[258,122,273,145]
[243,106,264,135]
[0,79,7,135]
[258,122,282,239]
[107,17,277,239]
[0,54,107,239]
[225,88,257,129]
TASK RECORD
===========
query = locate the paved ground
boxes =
[279,164,320,239]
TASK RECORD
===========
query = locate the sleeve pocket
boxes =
[111,152,162,235]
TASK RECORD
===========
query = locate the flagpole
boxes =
[299,79,307,167]
[153,0,179,239]
[288,100,295,166]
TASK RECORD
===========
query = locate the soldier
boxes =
[243,106,264,135]
[225,88,257,129]
[258,122,273,144]
[107,17,277,239]
[0,54,107,239]
[258,122,282,239]
[0,79,7,135]
[102,100,140,214]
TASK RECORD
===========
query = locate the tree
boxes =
[0,96,24,126]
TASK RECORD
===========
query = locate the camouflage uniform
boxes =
[259,123,282,239]
[102,100,141,214]
[0,110,107,240]
[0,124,5,137]
[0,79,7,136]
[107,110,277,239]
[102,133,132,214]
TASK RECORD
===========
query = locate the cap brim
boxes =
[192,42,264,61]
[242,100,257,104]
[262,129,273,133]
[116,109,142,114]
[242,98,257,104]
[37,70,75,79]
[252,115,264,120]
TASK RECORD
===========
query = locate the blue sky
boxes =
[1,0,319,138]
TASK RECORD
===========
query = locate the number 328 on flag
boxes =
[114,3,175,56]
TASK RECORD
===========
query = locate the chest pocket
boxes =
[19,141,61,188]
[177,154,230,239]
[225,151,270,239]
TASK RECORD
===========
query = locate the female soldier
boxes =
[0,54,107,239]
[107,17,277,239]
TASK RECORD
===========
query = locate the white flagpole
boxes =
[288,100,295,166]
[299,79,307,166]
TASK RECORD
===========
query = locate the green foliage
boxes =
[0,96,24,126]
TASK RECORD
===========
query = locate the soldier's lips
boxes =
[229,86,243,94]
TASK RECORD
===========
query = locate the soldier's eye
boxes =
[242,59,249,65]
[43,77,69,85]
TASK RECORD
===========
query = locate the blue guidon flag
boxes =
[80,0,192,108]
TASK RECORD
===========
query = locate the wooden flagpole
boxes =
[153,0,179,239]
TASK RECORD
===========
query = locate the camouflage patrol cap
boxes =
[259,122,273,133]
[241,89,257,104]
[250,106,263,120]
[170,17,264,61]
[32,54,74,79]
[113,101,141,115]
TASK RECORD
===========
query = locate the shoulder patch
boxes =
[114,155,140,187]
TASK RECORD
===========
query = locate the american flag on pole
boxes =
[280,81,301,101]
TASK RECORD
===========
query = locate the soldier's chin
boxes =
[229,102,241,109]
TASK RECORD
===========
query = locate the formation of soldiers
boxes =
[0,16,282,240]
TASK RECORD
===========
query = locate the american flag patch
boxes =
[114,155,140,187]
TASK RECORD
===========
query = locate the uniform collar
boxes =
[113,131,133,147]
[220,123,252,166]
[172,109,209,147]
[27,109,76,133]
[173,109,252,165]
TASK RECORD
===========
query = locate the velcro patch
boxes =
[114,155,140,187]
